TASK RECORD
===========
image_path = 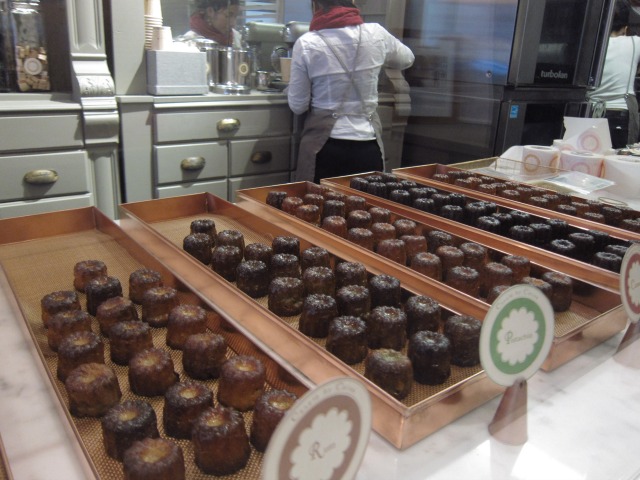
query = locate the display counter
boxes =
[1,275,639,479]
[1,165,639,479]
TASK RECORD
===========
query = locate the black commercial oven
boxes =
[401,0,615,166]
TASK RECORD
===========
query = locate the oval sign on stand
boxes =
[620,243,640,324]
[480,284,555,387]
[261,377,372,480]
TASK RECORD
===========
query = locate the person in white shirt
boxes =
[183,0,243,48]
[589,0,640,148]
[287,0,415,182]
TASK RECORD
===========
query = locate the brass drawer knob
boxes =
[217,118,241,133]
[24,169,59,185]
[180,156,206,171]
[250,151,272,164]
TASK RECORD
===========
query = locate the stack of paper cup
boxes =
[520,145,560,175]
[280,57,292,83]
[602,155,640,197]
[151,26,173,51]
[559,150,604,177]
[145,0,164,50]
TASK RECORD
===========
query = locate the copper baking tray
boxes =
[393,162,640,242]
[235,182,626,373]
[0,207,308,479]
[119,193,505,450]
[321,172,628,293]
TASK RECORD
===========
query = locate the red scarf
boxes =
[310,6,364,31]
[189,13,232,46]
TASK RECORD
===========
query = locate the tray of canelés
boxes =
[0,207,308,479]
[320,172,633,293]
[392,162,640,241]
[118,193,505,450]
[234,182,625,372]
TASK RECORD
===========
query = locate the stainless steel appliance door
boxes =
[509,0,614,87]
[403,0,518,87]
[494,89,589,154]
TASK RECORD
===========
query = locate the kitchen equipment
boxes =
[282,20,309,54]
[402,0,616,165]
[195,37,218,88]
[255,70,272,91]
[214,46,251,95]
[241,21,286,75]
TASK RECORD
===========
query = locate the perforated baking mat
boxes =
[0,210,307,479]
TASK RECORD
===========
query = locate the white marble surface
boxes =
[1,270,640,479]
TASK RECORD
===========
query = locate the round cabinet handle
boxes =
[23,169,59,185]
[216,118,241,133]
[180,156,206,171]
[250,151,272,164]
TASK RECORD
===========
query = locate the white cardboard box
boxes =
[146,50,208,95]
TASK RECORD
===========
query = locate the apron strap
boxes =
[316,26,372,121]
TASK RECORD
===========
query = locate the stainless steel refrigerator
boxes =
[401,0,615,166]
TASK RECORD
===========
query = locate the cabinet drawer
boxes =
[156,179,228,200]
[0,195,93,220]
[229,136,291,177]
[155,142,228,185]
[0,114,84,152]
[155,106,292,143]
[228,171,291,203]
[0,151,91,202]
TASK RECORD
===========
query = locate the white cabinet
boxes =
[0,0,120,219]
[119,95,293,204]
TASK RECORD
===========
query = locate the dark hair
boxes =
[312,0,357,12]
[612,0,630,32]
[194,0,239,12]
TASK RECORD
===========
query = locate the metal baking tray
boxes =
[119,193,504,450]
[321,173,628,293]
[235,182,626,373]
[0,207,308,479]
[393,162,640,242]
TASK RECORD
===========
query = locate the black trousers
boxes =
[313,138,383,183]
[605,109,631,149]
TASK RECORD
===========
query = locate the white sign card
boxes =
[262,377,372,480]
[620,243,640,324]
[480,284,555,387]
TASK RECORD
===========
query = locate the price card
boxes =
[262,377,371,480]
[620,243,640,324]
[480,285,555,387]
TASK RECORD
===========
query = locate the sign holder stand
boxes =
[617,320,640,353]
[480,285,554,447]
[488,378,528,445]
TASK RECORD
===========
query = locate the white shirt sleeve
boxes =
[287,39,312,115]
[381,28,415,70]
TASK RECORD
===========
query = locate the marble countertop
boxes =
[1,270,640,480]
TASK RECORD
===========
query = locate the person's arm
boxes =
[381,28,415,70]
[287,40,312,115]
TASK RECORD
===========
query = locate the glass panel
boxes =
[534,0,588,84]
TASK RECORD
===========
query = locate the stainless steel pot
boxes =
[195,38,219,89]
[215,47,251,95]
